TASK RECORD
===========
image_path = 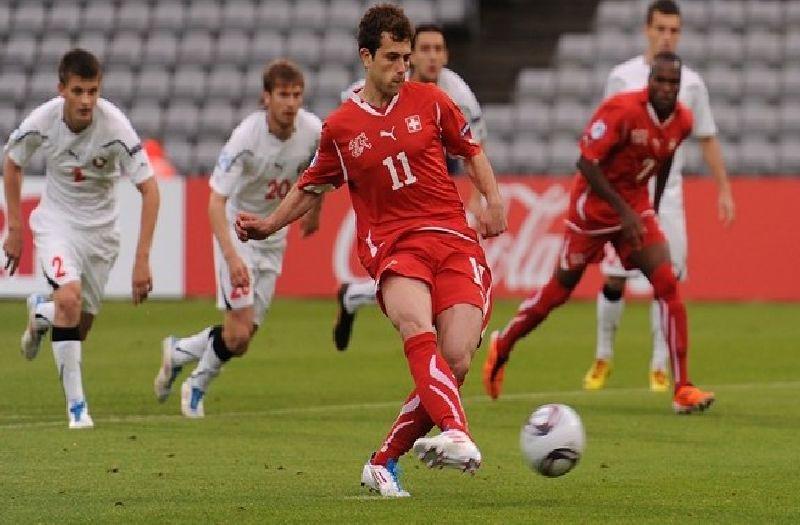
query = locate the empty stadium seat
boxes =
[207,67,245,103]
[194,138,224,172]
[136,66,172,102]
[151,2,186,33]
[552,101,588,134]
[557,34,595,68]
[222,1,257,32]
[0,105,19,142]
[745,0,783,32]
[143,33,179,66]
[186,0,222,32]
[0,4,10,36]
[292,0,327,31]
[740,103,779,139]
[514,102,551,135]
[198,102,237,139]
[312,98,340,119]
[38,35,73,66]
[329,0,363,30]
[179,31,215,66]
[547,137,580,174]
[596,32,634,67]
[46,2,81,36]
[75,34,108,61]
[738,139,778,173]
[4,35,38,69]
[555,68,594,102]
[164,102,200,139]
[744,31,782,67]
[258,0,292,30]
[316,66,351,98]
[438,0,470,26]
[117,3,151,34]
[679,1,709,32]
[250,32,286,65]
[286,32,321,67]
[484,140,512,173]
[707,30,745,67]
[82,3,116,34]
[782,68,800,101]
[130,102,163,139]
[709,0,745,32]
[172,67,208,103]
[163,139,193,173]
[595,1,638,34]
[102,68,136,108]
[13,3,46,34]
[710,102,741,141]
[742,67,780,103]
[787,1,800,28]
[0,71,28,106]
[321,31,356,65]
[216,32,250,66]
[404,0,437,25]
[510,137,548,173]
[779,102,800,136]
[515,69,555,103]
[677,32,707,68]
[482,104,515,139]
[29,71,59,105]
[107,32,143,67]
[705,67,743,102]
[779,139,800,171]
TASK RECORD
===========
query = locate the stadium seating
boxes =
[498,0,799,174]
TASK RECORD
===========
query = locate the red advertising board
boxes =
[184,177,800,301]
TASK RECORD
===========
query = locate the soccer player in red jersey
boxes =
[235,5,506,497]
[483,52,715,415]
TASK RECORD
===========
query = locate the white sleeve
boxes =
[689,77,718,138]
[460,89,487,143]
[341,79,365,102]
[604,72,627,98]
[114,118,153,184]
[209,122,250,197]
[3,108,48,167]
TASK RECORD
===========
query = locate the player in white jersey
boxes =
[2,49,159,429]
[584,0,736,392]
[153,60,322,418]
[333,23,487,351]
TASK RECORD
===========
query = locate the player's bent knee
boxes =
[224,325,253,355]
[54,285,82,323]
[447,353,472,383]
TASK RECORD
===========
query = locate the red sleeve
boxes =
[297,121,345,193]
[579,99,627,163]
[433,86,482,159]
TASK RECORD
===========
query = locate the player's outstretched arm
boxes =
[698,136,735,226]
[235,185,321,242]
[132,177,160,304]
[464,151,507,238]
[2,155,24,275]
[577,155,643,249]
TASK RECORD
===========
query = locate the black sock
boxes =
[52,325,81,341]
[209,325,233,362]
[602,285,624,302]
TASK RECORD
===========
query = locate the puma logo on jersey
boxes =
[379,127,397,141]
[349,132,372,158]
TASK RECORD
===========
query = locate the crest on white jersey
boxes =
[406,115,422,133]
[92,156,108,169]
[589,120,606,140]
[349,132,371,158]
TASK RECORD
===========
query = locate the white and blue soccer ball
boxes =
[520,404,586,477]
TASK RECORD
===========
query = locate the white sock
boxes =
[649,300,669,372]
[52,340,85,406]
[596,292,624,361]
[172,327,213,367]
[35,301,55,326]
[189,344,223,393]
[344,280,378,314]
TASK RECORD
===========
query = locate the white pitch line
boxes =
[1,380,798,430]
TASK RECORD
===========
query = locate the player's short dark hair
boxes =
[646,0,680,25]
[650,51,682,75]
[262,59,305,92]
[357,3,414,57]
[413,23,446,49]
[58,48,102,84]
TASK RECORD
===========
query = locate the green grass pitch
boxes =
[1,298,799,523]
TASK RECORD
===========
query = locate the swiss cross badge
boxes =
[405,115,422,133]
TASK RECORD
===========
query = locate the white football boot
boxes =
[154,336,183,402]
[67,400,94,429]
[361,459,410,497]
[20,294,50,360]
[180,380,205,418]
[412,429,482,473]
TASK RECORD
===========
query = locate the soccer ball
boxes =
[520,404,586,477]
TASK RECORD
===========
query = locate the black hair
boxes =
[413,23,446,49]
[646,0,680,25]
[58,48,102,84]
[357,3,414,57]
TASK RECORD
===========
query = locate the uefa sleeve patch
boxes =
[217,151,234,172]
[589,120,607,140]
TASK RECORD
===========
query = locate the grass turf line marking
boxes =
[1,380,798,430]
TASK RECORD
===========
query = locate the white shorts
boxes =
[600,205,688,282]
[31,212,120,315]
[213,228,285,325]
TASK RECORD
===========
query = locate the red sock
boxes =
[371,390,434,465]
[650,263,689,391]
[404,332,467,433]
[497,278,572,358]
[372,377,467,466]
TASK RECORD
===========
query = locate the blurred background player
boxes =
[484,53,715,415]
[154,60,322,418]
[333,23,488,352]
[3,49,159,429]
[235,4,506,497]
[585,0,736,393]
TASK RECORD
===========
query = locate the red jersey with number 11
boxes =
[297,81,482,275]
[568,88,693,233]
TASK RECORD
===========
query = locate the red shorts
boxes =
[374,231,493,330]
[559,213,666,271]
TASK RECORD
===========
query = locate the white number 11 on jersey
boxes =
[382,151,417,190]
